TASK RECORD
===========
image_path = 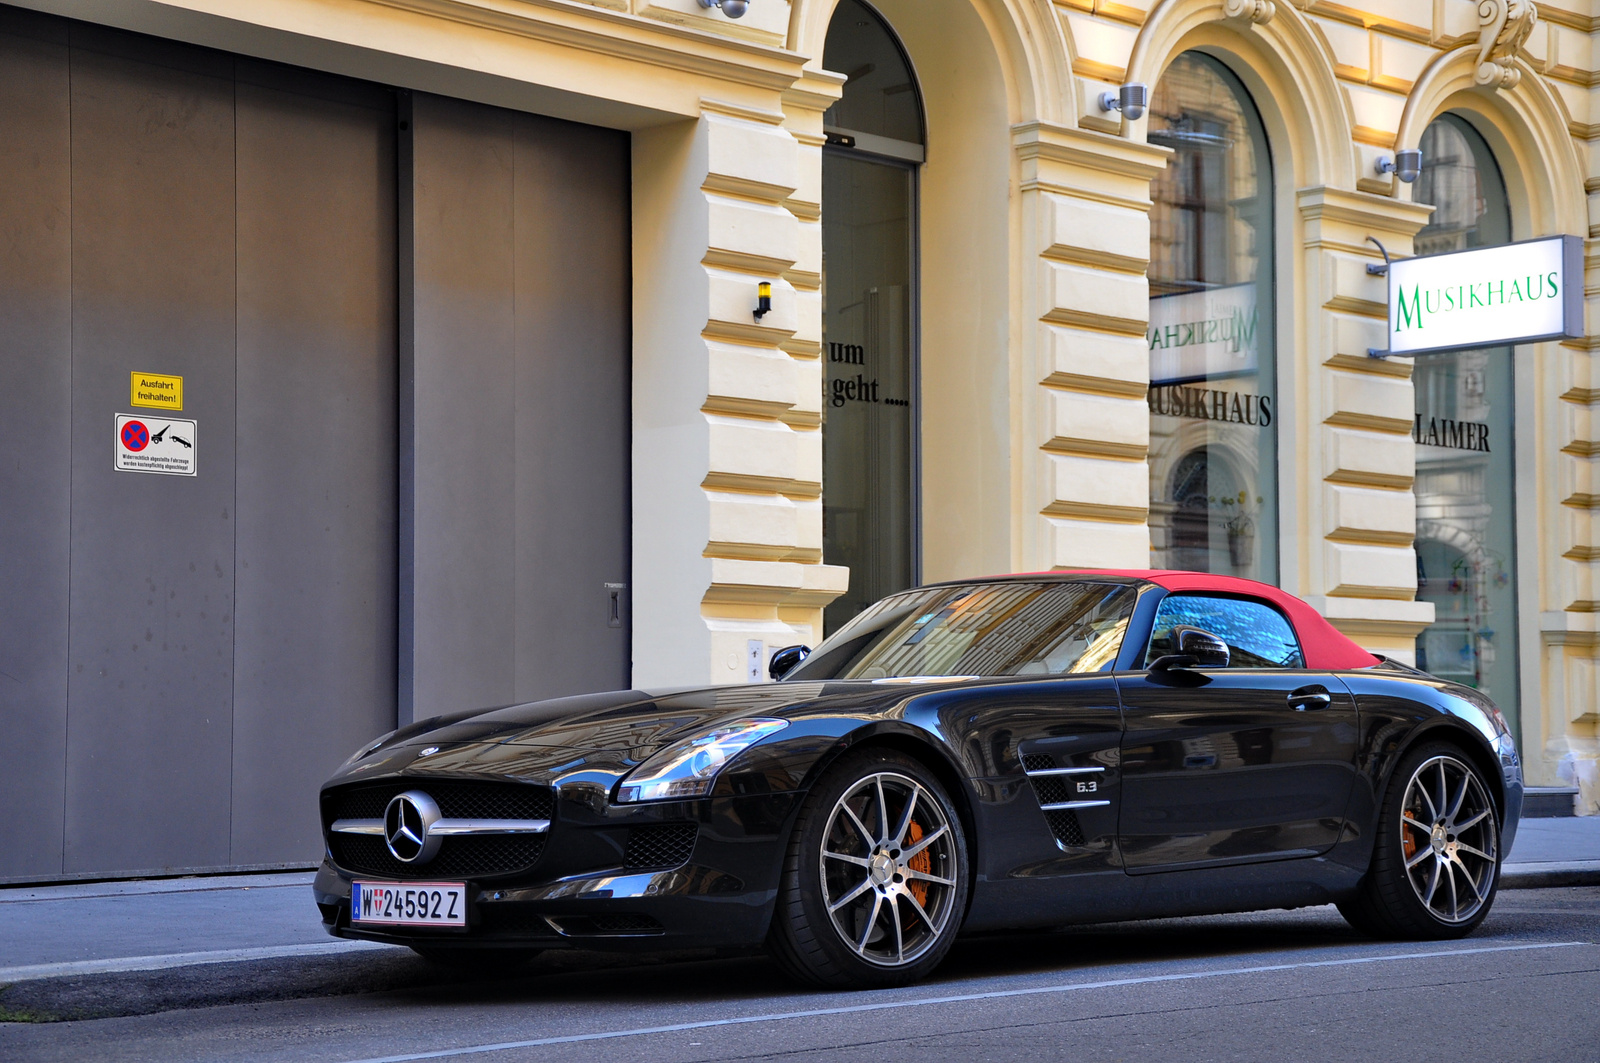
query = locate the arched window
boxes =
[1409,113,1521,738]
[1146,52,1278,581]
[820,0,924,633]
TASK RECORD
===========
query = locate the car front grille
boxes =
[322,778,554,880]
[622,824,698,870]
[330,833,548,880]
[323,778,554,823]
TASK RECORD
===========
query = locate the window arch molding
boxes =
[1394,50,1583,237]
[788,0,1072,124]
[1125,5,1354,189]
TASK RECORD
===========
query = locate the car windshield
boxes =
[785,581,1137,681]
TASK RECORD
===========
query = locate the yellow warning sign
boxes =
[130,372,183,411]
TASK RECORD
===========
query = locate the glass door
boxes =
[820,0,923,633]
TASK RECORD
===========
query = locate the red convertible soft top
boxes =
[1059,569,1382,671]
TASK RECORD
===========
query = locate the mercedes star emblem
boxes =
[383,790,443,863]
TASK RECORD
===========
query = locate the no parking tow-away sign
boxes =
[115,413,197,476]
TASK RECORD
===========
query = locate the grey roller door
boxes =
[403,95,518,719]
[231,66,397,865]
[403,96,630,721]
[0,8,625,880]
[0,11,72,880]
[511,114,631,702]
[63,32,240,873]
[0,11,398,879]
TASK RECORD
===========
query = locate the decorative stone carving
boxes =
[1475,0,1537,89]
[1223,0,1276,24]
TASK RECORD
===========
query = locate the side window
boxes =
[1144,595,1304,668]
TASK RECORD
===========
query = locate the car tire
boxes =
[1338,741,1501,940]
[410,946,542,971]
[767,748,969,989]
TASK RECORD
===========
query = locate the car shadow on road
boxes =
[3,895,1580,1024]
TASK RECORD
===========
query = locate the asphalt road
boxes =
[3,887,1596,1063]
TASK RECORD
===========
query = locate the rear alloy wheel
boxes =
[1339,743,1500,939]
[768,750,968,988]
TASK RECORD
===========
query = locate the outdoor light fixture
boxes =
[1376,148,1423,183]
[698,0,749,17]
[1098,83,1150,121]
[754,281,772,320]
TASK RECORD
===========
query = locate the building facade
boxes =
[0,0,1596,881]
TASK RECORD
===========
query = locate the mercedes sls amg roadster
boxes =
[313,570,1522,987]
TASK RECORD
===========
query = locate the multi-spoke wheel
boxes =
[1339,742,1501,939]
[768,749,969,987]
[1397,754,1499,923]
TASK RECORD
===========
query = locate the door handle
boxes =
[1288,686,1332,711]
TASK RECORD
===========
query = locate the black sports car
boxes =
[313,570,1523,987]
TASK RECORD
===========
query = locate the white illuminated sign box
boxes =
[1386,234,1582,357]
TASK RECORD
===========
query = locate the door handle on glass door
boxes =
[1288,687,1332,710]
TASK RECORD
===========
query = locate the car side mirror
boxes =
[769,644,811,681]
[1150,626,1230,671]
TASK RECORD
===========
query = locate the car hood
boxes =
[325,679,954,786]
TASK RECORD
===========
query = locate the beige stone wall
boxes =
[19,0,1597,782]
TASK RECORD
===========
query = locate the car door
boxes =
[1115,593,1360,873]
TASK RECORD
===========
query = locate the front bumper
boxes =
[313,789,802,952]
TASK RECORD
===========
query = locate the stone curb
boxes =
[1500,863,1600,889]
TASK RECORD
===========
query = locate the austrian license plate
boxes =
[351,881,467,928]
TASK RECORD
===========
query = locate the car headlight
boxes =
[615,718,788,803]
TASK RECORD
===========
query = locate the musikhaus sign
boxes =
[1381,234,1582,357]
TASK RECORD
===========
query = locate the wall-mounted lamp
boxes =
[697,0,749,17]
[1376,148,1423,183]
[753,281,772,321]
[1098,83,1150,122]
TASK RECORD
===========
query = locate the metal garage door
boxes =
[0,8,631,881]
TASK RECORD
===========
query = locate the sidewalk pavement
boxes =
[2,818,1596,989]
[1498,815,1600,888]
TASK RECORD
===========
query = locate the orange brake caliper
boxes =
[1402,810,1418,861]
[906,820,931,907]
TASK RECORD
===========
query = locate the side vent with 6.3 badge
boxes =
[1021,753,1109,850]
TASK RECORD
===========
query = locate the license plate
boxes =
[351,881,467,927]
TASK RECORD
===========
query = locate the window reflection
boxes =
[787,582,1137,680]
[1146,52,1278,581]
[1144,595,1303,669]
[1409,113,1521,739]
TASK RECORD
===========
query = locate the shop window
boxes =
[820,0,923,633]
[1409,113,1521,738]
[1146,52,1278,582]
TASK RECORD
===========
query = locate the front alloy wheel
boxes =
[769,750,968,987]
[1339,742,1501,939]
[1397,754,1499,924]
[819,771,959,968]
